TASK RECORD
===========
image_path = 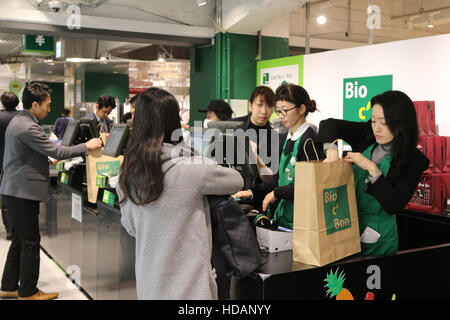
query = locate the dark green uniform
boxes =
[353,144,398,256]
[273,137,301,229]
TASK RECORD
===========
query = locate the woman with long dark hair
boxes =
[318,90,429,256]
[117,87,243,300]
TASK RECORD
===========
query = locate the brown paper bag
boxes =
[85,147,123,204]
[292,139,361,266]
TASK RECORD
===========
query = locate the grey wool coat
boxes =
[0,111,87,202]
[117,143,244,300]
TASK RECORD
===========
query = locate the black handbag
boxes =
[208,195,266,299]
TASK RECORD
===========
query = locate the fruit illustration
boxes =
[324,268,354,300]
[365,292,375,300]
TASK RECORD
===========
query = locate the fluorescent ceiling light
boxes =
[196,0,207,6]
[66,57,94,62]
[317,15,327,24]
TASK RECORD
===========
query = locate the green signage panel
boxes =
[102,190,116,207]
[256,55,304,120]
[343,75,392,122]
[22,35,54,56]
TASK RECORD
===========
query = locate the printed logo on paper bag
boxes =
[343,75,392,122]
[323,185,351,235]
[96,161,120,177]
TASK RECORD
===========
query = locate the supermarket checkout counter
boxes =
[39,121,137,300]
[40,181,450,300]
[38,121,450,300]
[230,208,450,300]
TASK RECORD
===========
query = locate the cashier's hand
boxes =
[262,191,276,213]
[85,138,103,151]
[344,152,379,176]
[232,190,253,200]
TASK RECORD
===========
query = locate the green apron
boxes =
[353,144,398,256]
[273,137,302,229]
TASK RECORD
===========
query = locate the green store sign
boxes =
[22,35,54,56]
[343,75,392,122]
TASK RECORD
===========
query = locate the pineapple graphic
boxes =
[324,268,354,300]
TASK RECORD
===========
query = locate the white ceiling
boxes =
[0,0,449,61]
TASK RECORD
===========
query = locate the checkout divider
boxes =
[38,122,450,300]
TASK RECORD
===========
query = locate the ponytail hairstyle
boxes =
[275,83,317,117]
[119,87,182,206]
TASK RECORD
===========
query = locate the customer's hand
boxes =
[323,149,339,162]
[85,138,103,151]
[344,152,379,176]
[232,190,253,200]
[262,191,276,213]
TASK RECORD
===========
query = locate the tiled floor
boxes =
[0,223,88,300]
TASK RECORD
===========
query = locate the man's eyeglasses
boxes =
[274,106,298,116]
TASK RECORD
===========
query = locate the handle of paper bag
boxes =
[329,139,343,159]
[303,138,320,162]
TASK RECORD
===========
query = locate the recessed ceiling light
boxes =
[196,0,207,6]
[317,15,327,24]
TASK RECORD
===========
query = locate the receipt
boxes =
[109,175,119,189]
[360,227,381,244]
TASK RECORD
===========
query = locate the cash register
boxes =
[206,121,259,191]
[57,119,100,196]
[205,121,293,253]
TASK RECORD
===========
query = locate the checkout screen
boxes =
[62,122,77,146]
[104,126,126,155]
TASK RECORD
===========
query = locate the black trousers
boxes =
[1,200,12,233]
[1,195,40,297]
[0,172,13,234]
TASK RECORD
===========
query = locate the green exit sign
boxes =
[22,35,54,56]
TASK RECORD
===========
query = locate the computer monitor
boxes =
[61,120,80,146]
[79,118,100,142]
[206,127,259,190]
[102,124,130,157]
[207,120,244,132]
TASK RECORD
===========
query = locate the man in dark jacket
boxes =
[83,94,116,133]
[0,92,19,240]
